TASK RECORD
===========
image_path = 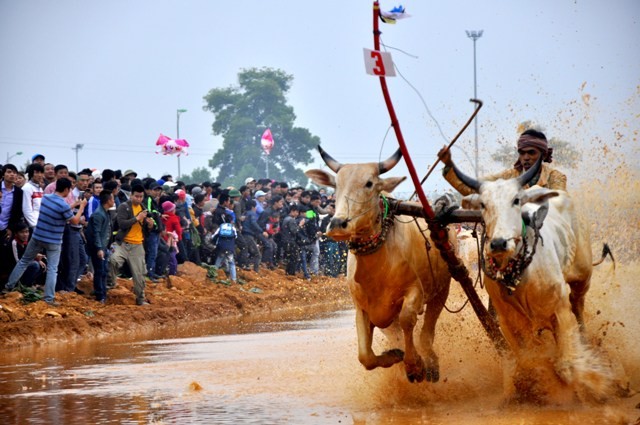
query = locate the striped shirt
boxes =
[32,194,73,244]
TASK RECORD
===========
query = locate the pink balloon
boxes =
[155,134,189,156]
[261,128,274,155]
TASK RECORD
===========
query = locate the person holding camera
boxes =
[108,184,154,306]
[143,181,164,281]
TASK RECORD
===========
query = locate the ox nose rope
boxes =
[481,219,541,295]
[346,195,395,256]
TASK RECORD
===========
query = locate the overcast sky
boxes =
[1,0,638,194]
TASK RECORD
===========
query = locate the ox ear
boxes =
[380,176,406,193]
[521,188,559,205]
[522,203,549,231]
[305,169,336,188]
[461,194,482,210]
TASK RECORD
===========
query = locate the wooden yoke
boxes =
[372,2,506,351]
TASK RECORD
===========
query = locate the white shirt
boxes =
[22,180,44,228]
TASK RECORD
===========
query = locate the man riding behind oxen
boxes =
[437,129,616,402]
[438,129,567,194]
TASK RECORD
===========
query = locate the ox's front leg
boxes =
[355,308,404,370]
[553,299,581,384]
[399,285,427,383]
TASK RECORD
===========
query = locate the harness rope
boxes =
[346,196,395,256]
[480,220,543,295]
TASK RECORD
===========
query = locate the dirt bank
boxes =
[0,262,352,350]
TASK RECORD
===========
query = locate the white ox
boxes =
[452,158,612,401]
[306,146,455,383]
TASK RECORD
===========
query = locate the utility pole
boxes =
[72,144,84,171]
[466,29,483,178]
[176,108,187,178]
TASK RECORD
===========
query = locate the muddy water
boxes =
[1,261,638,425]
[1,167,639,423]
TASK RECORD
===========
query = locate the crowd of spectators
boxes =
[0,153,347,306]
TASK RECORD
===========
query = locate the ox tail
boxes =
[592,243,615,269]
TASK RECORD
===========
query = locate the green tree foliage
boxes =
[491,122,582,169]
[180,166,213,185]
[203,67,320,188]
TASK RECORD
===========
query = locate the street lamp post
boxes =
[176,108,187,178]
[72,144,84,172]
[6,151,23,163]
[466,29,483,178]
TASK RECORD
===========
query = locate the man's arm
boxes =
[69,198,87,225]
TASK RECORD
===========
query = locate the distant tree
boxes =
[180,166,213,185]
[203,67,320,188]
[491,122,582,169]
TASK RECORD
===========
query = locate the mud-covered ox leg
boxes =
[552,298,582,384]
[568,278,591,333]
[419,284,450,382]
[398,285,428,383]
[355,308,404,370]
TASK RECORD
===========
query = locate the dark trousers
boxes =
[89,246,109,301]
[259,235,276,267]
[284,241,300,276]
[57,226,82,292]
[240,234,261,272]
[144,232,160,275]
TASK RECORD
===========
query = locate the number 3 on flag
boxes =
[363,48,396,77]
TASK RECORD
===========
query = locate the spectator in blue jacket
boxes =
[85,190,114,303]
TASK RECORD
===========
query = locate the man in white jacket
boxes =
[21,163,45,231]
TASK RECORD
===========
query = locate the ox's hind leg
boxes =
[355,308,404,371]
[399,284,428,383]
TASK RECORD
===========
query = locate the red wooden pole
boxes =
[371,1,506,351]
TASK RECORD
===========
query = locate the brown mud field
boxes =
[1,168,639,423]
[0,263,352,349]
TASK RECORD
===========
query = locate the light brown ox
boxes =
[452,158,613,401]
[306,146,455,383]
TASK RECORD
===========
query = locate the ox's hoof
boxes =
[406,356,427,383]
[555,359,574,384]
[425,365,440,383]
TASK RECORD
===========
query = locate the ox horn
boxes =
[379,148,403,175]
[452,163,481,192]
[516,156,544,187]
[317,145,343,173]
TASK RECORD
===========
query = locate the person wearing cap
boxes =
[143,181,164,281]
[31,154,45,165]
[109,184,155,306]
[254,190,267,215]
[123,169,137,179]
[160,201,182,276]
[244,177,256,193]
[438,128,567,196]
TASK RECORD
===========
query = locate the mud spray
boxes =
[338,88,640,424]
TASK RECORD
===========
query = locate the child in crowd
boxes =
[161,201,182,276]
[9,222,46,287]
[212,221,237,282]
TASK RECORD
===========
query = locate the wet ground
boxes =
[1,291,638,424]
